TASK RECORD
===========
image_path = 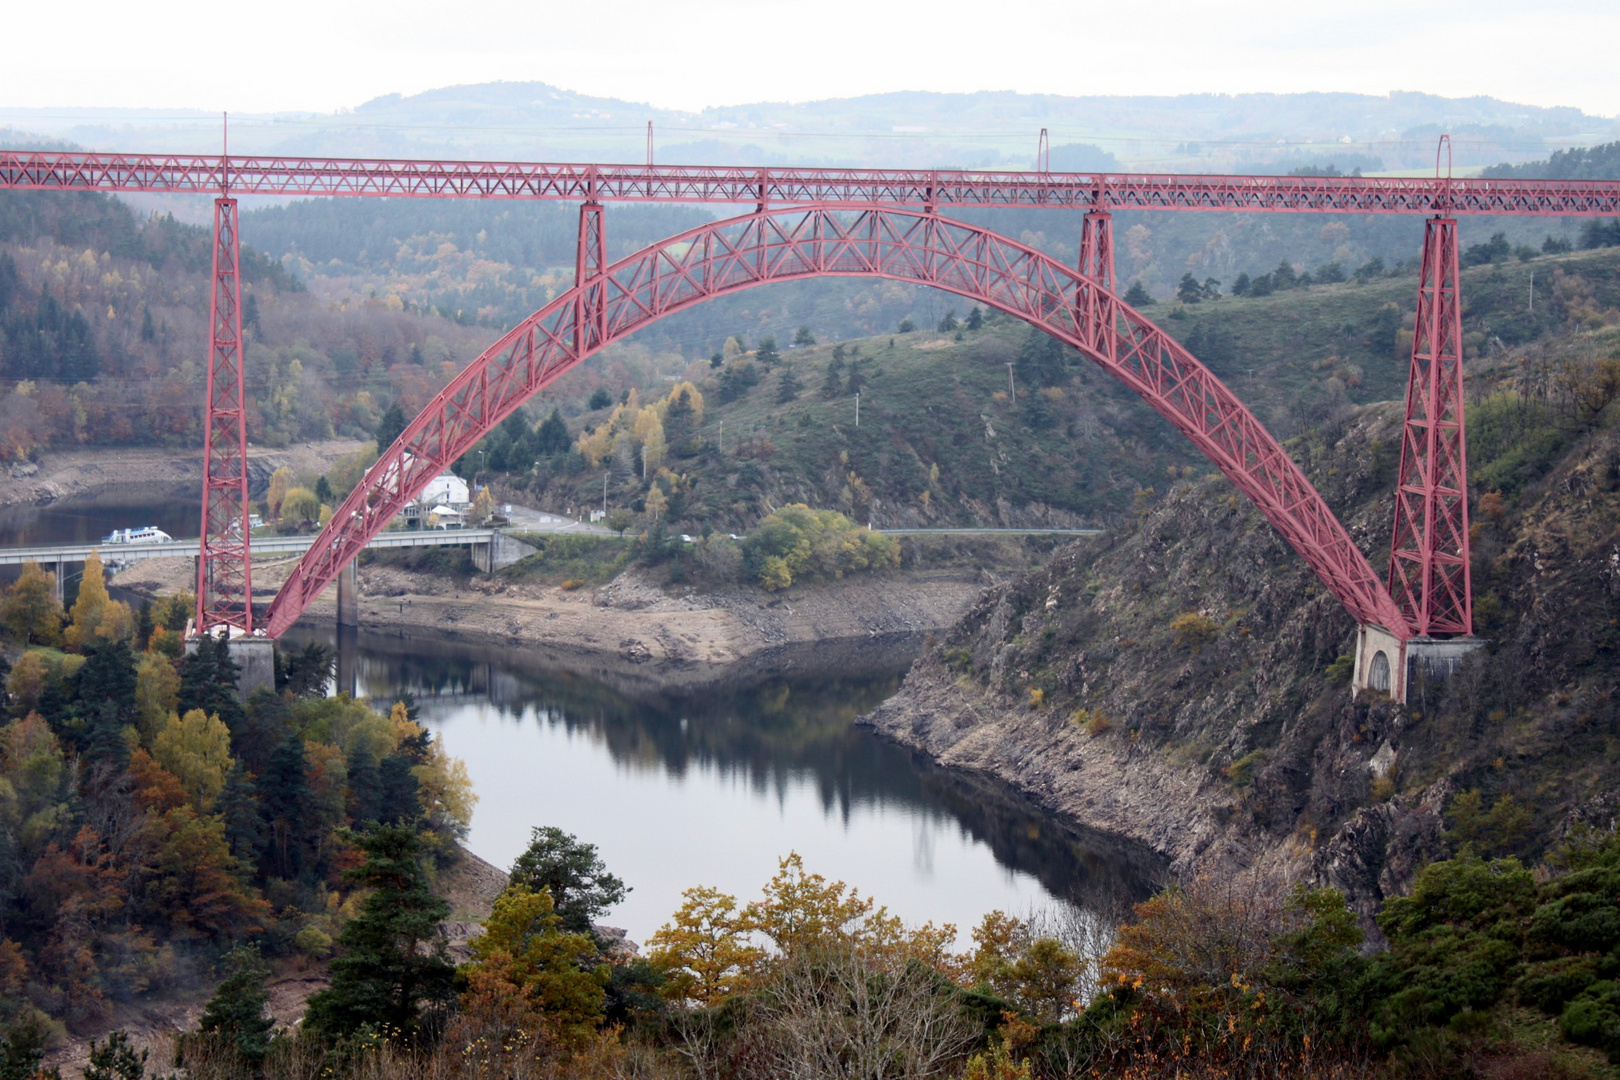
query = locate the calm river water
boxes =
[284,626,1163,946]
[7,488,1163,946]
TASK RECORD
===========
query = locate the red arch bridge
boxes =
[7,147,1619,700]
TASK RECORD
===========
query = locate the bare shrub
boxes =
[748,942,976,1080]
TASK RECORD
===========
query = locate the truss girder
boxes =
[4,151,1620,217]
[263,205,1410,638]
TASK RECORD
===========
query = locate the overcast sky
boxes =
[6,0,1617,118]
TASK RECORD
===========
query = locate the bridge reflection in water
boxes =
[287,623,1165,943]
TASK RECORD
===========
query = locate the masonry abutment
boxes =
[183,633,275,701]
[1352,624,1486,704]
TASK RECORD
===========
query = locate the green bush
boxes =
[740,504,898,591]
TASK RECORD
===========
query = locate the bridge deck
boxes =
[3,151,1618,216]
[0,527,505,567]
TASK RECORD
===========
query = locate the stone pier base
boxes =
[185,632,277,701]
[1353,625,1486,704]
[229,637,277,700]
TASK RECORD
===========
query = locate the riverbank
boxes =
[0,440,368,509]
[112,553,998,691]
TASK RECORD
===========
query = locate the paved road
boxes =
[499,504,613,535]
[874,528,1103,536]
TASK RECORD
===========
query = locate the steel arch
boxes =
[263,205,1411,639]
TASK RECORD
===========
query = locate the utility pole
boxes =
[855,392,860,427]
[1006,363,1016,398]
[1529,269,1534,314]
[602,471,608,517]
[642,444,648,479]
[718,420,723,453]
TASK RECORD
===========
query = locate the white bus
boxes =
[101,526,174,545]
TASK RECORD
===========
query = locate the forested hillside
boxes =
[461,240,1620,535]
[1482,138,1620,180]
[0,555,473,1045]
[0,191,491,459]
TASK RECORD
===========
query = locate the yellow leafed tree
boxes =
[643,485,668,523]
[0,561,63,646]
[135,651,181,744]
[65,550,132,650]
[461,883,609,1046]
[647,885,764,1006]
[152,709,234,812]
[388,703,477,836]
[266,465,297,520]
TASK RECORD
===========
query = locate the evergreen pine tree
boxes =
[260,733,313,879]
[83,1030,154,1080]
[217,761,266,868]
[374,403,408,453]
[776,365,803,404]
[178,635,245,733]
[820,351,845,399]
[72,642,138,765]
[347,750,382,825]
[534,408,571,456]
[275,641,332,698]
[197,944,274,1067]
[135,602,154,651]
[966,306,983,330]
[302,825,454,1042]
[754,336,781,366]
[377,753,421,825]
[0,1015,51,1080]
[509,826,628,937]
[314,475,334,504]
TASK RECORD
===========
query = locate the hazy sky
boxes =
[6,0,1617,117]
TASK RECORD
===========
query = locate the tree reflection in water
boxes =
[285,626,1165,929]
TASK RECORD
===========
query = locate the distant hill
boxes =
[2,84,1614,173]
[1480,139,1620,179]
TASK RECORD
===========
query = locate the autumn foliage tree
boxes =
[460,883,609,1046]
[0,562,62,646]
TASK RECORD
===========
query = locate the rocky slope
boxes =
[863,339,1620,929]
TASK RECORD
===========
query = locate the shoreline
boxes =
[112,555,997,691]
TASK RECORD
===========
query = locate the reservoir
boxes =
[286,625,1161,946]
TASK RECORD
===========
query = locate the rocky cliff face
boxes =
[863,362,1620,927]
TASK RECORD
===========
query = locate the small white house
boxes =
[426,504,466,529]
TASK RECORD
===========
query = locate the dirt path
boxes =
[0,439,368,509]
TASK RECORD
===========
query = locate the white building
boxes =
[420,472,470,507]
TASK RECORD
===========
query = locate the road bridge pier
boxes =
[336,561,358,629]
